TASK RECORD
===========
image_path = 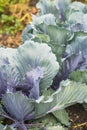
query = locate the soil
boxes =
[67,104,87,130]
[0,32,21,48]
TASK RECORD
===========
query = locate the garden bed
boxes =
[0,0,87,130]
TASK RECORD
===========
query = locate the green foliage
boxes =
[0,0,26,5]
[70,70,87,84]
[0,0,26,35]
[0,15,23,34]
[72,0,87,4]
[52,109,70,126]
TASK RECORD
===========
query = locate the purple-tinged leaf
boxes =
[2,92,35,121]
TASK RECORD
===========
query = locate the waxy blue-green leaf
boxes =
[0,48,21,97]
[65,34,87,71]
[32,14,56,26]
[67,12,87,32]
[70,70,87,84]
[0,79,87,130]
[22,14,56,43]
[69,1,86,12]
[22,21,71,63]
[34,80,87,118]
[65,2,87,32]
[36,0,71,23]
[1,80,87,123]
[1,92,34,121]
[55,0,71,21]
[46,125,67,130]
[36,24,71,62]
[36,0,58,16]
[15,41,59,92]
[0,41,59,96]
[52,109,70,126]
[0,124,16,130]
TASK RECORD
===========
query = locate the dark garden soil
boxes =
[67,104,87,130]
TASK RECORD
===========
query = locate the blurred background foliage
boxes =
[72,0,87,3]
[0,0,38,47]
[0,0,38,35]
[72,0,87,4]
